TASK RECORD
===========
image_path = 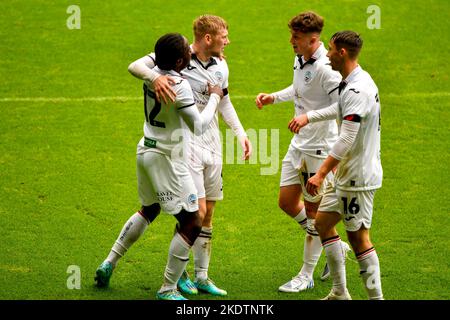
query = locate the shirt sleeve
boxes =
[307,102,339,122]
[272,85,295,103]
[127,53,160,82]
[179,94,221,134]
[320,64,341,104]
[175,80,195,109]
[176,80,220,134]
[341,87,369,118]
[218,95,247,137]
[330,120,360,160]
[220,58,230,90]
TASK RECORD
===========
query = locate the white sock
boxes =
[293,207,307,231]
[160,232,191,292]
[322,235,347,294]
[300,219,322,278]
[106,212,149,267]
[357,247,383,300]
[193,226,212,281]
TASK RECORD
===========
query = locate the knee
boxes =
[314,218,326,234]
[278,198,293,214]
[179,211,202,244]
[191,213,202,237]
[141,204,160,223]
[347,231,371,252]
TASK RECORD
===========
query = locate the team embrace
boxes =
[94,11,383,301]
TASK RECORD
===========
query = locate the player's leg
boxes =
[297,200,322,282]
[278,185,306,223]
[157,209,202,300]
[277,152,318,293]
[316,211,351,300]
[176,157,206,295]
[193,200,227,296]
[294,154,329,284]
[299,156,351,283]
[279,148,308,227]
[316,189,351,300]
[193,200,214,282]
[343,190,383,300]
[192,160,227,296]
[95,153,160,288]
[95,204,160,287]
[156,156,201,300]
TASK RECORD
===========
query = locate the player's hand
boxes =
[255,93,274,109]
[208,83,224,99]
[288,114,309,133]
[154,75,177,104]
[239,136,252,160]
[306,174,324,196]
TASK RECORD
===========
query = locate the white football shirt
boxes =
[181,51,229,155]
[274,43,341,158]
[137,67,195,157]
[334,66,383,191]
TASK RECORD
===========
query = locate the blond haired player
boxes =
[97,15,251,297]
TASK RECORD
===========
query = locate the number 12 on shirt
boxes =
[144,84,166,128]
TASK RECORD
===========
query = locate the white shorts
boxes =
[188,147,223,201]
[136,151,199,215]
[319,188,376,232]
[280,146,333,203]
[317,181,340,212]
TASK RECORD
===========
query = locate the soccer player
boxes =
[96,15,251,297]
[94,32,224,300]
[96,33,223,300]
[293,30,384,300]
[255,11,350,293]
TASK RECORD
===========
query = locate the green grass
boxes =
[0,0,449,300]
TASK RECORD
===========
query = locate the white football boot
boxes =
[278,274,314,293]
[321,288,352,300]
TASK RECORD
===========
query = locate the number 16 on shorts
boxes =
[337,190,376,232]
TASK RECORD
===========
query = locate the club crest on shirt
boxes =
[304,71,313,83]
[215,71,224,82]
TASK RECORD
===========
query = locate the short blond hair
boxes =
[193,15,228,40]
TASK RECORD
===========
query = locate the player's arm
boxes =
[128,54,176,103]
[255,85,294,109]
[306,119,360,195]
[306,91,363,196]
[179,84,223,134]
[288,102,339,133]
[218,94,252,160]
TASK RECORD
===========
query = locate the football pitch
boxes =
[0,0,449,300]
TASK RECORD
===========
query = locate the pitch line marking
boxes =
[0,92,449,103]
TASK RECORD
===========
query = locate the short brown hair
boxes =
[193,15,228,39]
[288,11,324,33]
[331,30,363,58]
